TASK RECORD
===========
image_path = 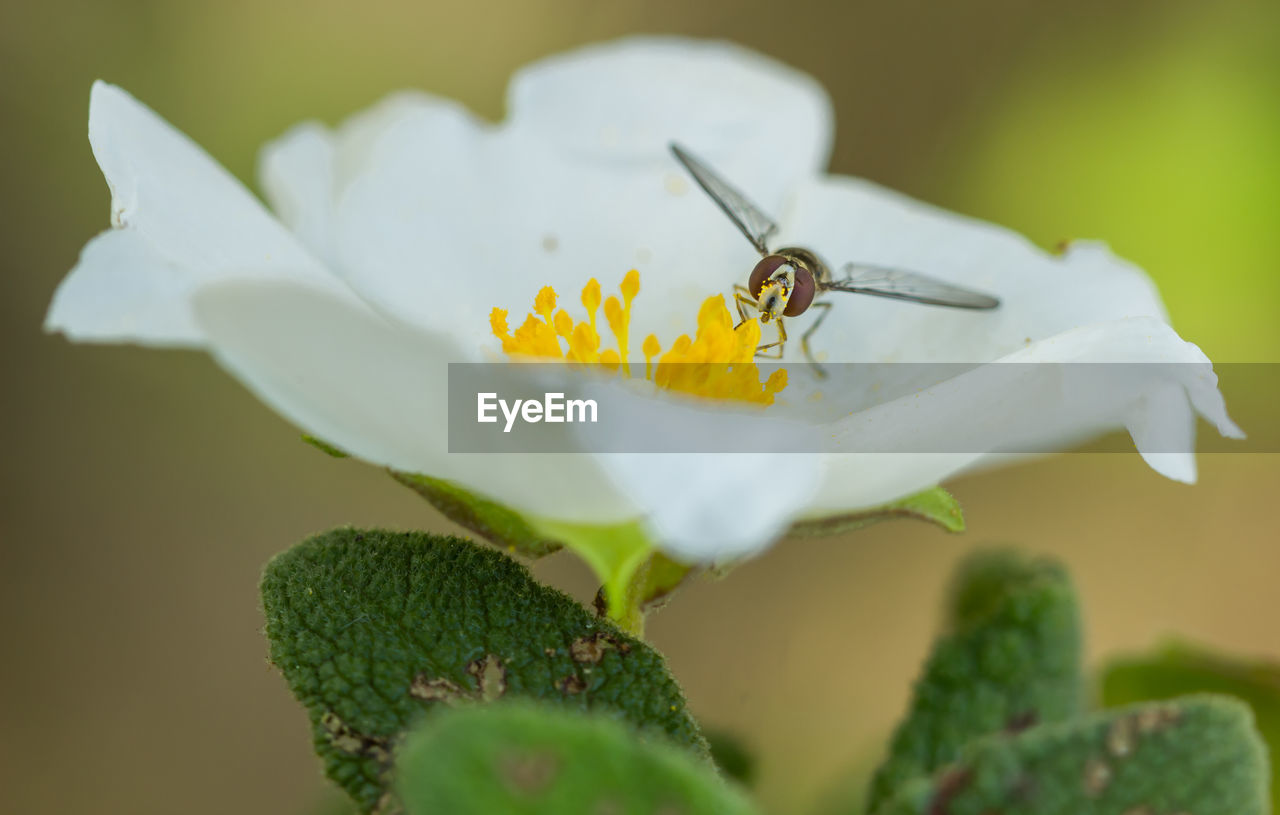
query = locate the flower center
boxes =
[489,271,787,405]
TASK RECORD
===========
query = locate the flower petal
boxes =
[328,37,833,350]
[563,378,826,561]
[776,175,1170,364]
[46,82,339,346]
[805,453,984,518]
[508,36,831,177]
[806,317,1241,513]
[257,122,336,264]
[257,92,451,267]
[1127,379,1197,483]
[47,229,205,345]
[189,278,640,523]
[599,452,824,563]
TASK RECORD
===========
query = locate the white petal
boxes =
[776,175,1169,365]
[330,37,832,350]
[189,278,638,523]
[46,82,339,346]
[508,36,831,175]
[605,453,823,562]
[47,229,204,345]
[806,317,1238,513]
[257,92,449,266]
[1127,380,1197,483]
[258,122,336,264]
[801,453,982,519]
[566,378,825,561]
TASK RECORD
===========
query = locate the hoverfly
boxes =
[669,143,1000,374]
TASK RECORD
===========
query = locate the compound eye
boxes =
[784,266,816,316]
[748,254,789,298]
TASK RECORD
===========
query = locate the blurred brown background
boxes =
[2,0,1277,812]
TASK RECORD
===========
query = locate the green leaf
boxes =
[390,471,561,558]
[390,471,682,633]
[394,473,694,632]
[384,452,694,629]
[865,549,1084,812]
[303,441,698,626]
[303,439,704,627]
[1100,641,1280,810]
[704,728,757,786]
[303,434,351,458]
[261,528,706,813]
[873,695,1269,815]
[395,703,758,815]
[790,487,965,537]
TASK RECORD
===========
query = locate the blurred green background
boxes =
[1,0,1277,812]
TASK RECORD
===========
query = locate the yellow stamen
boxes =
[489,308,514,352]
[511,313,562,359]
[492,273,786,405]
[619,270,640,377]
[603,296,628,377]
[642,334,661,380]
[620,269,640,303]
[582,278,602,333]
[568,321,599,363]
[553,309,574,339]
[534,286,557,324]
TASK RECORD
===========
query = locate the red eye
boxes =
[748,254,789,297]
[784,267,816,316]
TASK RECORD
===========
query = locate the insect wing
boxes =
[669,142,778,255]
[826,263,1000,309]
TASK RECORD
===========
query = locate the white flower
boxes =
[47,37,1240,568]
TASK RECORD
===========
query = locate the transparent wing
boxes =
[670,142,778,255]
[825,263,1001,309]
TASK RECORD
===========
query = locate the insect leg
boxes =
[755,318,787,359]
[800,301,833,378]
[732,287,759,328]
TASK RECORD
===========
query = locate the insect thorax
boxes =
[775,246,831,285]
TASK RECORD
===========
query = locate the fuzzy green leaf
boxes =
[305,433,693,630]
[306,445,700,626]
[395,703,757,815]
[390,471,682,633]
[791,487,965,537]
[261,529,705,813]
[1101,641,1280,810]
[394,475,688,633]
[865,550,1084,812]
[705,728,757,787]
[873,695,1269,815]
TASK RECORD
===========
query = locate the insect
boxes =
[669,143,1000,374]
